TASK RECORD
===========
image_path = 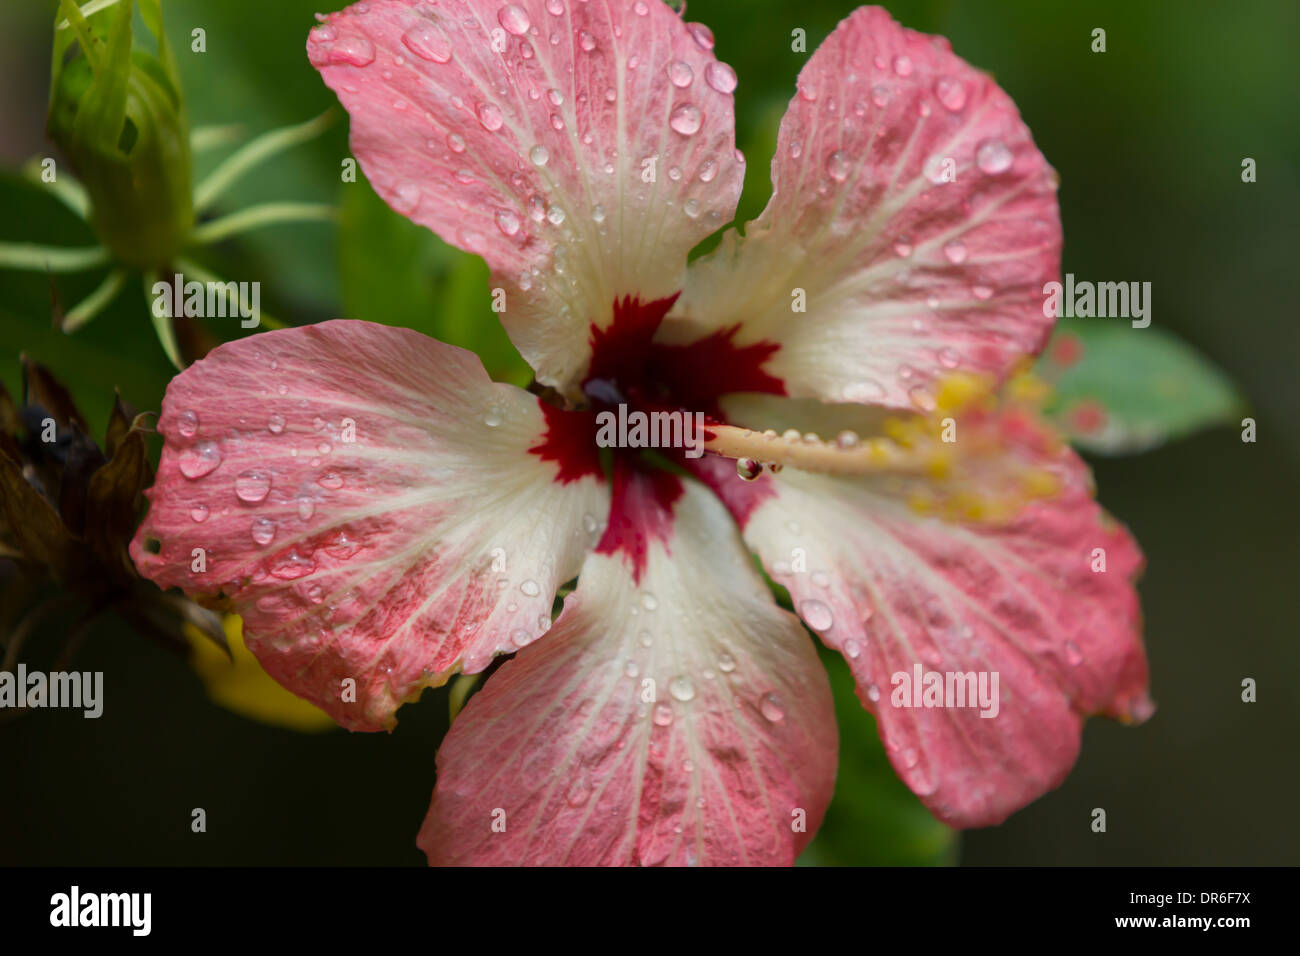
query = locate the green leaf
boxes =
[1037,318,1247,455]
[337,178,531,387]
[798,646,958,866]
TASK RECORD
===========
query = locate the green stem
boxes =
[173,257,287,330]
[63,267,128,332]
[192,110,336,213]
[0,242,110,272]
[22,158,90,221]
[189,202,336,246]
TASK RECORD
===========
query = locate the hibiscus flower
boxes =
[130,0,1152,865]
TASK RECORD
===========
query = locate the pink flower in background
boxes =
[131,0,1151,865]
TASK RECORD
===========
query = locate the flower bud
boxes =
[47,0,193,269]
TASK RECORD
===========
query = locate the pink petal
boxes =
[703,407,1151,828]
[309,1,745,399]
[129,321,607,731]
[667,6,1061,411]
[419,471,837,865]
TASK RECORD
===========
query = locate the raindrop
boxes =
[520,579,541,597]
[736,458,762,481]
[547,88,563,106]
[267,414,285,434]
[666,60,693,88]
[591,203,607,223]
[759,692,785,722]
[933,76,967,111]
[669,103,702,135]
[498,4,531,36]
[317,472,344,490]
[836,430,860,449]
[529,144,550,166]
[190,504,209,523]
[546,0,564,15]
[640,593,658,611]
[495,209,522,236]
[564,770,591,806]
[683,199,701,218]
[325,34,376,67]
[718,653,736,673]
[704,61,737,94]
[698,160,717,182]
[871,83,890,107]
[687,22,714,50]
[235,470,271,503]
[893,238,914,257]
[297,497,315,520]
[866,683,881,702]
[633,0,648,15]
[937,347,960,369]
[546,204,566,225]
[825,149,851,182]
[975,139,1013,174]
[800,599,834,632]
[652,703,673,726]
[484,407,503,426]
[177,409,199,438]
[624,660,639,678]
[401,26,451,63]
[179,441,222,479]
[942,239,968,264]
[477,102,504,131]
[578,30,596,52]
[447,133,466,153]
[891,54,912,77]
[251,517,277,546]
[973,284,995,300]
[843,639,862,659]
[393,183,420,213]
[668,676,695,702]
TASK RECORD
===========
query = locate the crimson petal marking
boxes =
[129,321,607,731]
[419,476,837,865]
[667,6,1061,410]
[723,439,1150,828]
[309,0,745,399]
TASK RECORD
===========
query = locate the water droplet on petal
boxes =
[179,441,222,479]
[718,653,736,673]
[498,4,531,36]
[942,239,968,264]
[666,59,693,88]
[1065,640,1084,666]
[447,133,466,153]
[297,497,315,520]
[843,639,862,659]
[235,470,271,503]
[565,770,591,806]
[495,209,521,236]
[653,703,673,726]
[176,409,199,438]
[891,54,912,77]
[520,578,541,597]
[687,22,714,50]
[578,29,596,52]
[759,692,785,722]
[836,430,860,449]
[683,198,701,218]
[669,103,702,135]
[546,0,565,15]
[529,144,549,166]
[190,504,209,523]
[546,204,566,225]
[976,138,1014,174]
[825,149,851,182]
[476,102,504,131]
[393,182,420,213]
[633,0,648,15]
[933,76,967,111]
[251,517,277,546]
[669,676,695,702]
[800,599,834,632]
[591,203,606,223]
[325,34,376,67]
[267,414,285,434]
[736,457,762,481]
[640,592,658,611]
[704,61,737,94]
[401,27,450,63]
[866,682,882,702]
[317,472,344,490]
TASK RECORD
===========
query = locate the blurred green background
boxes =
[0,0,1296,865]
